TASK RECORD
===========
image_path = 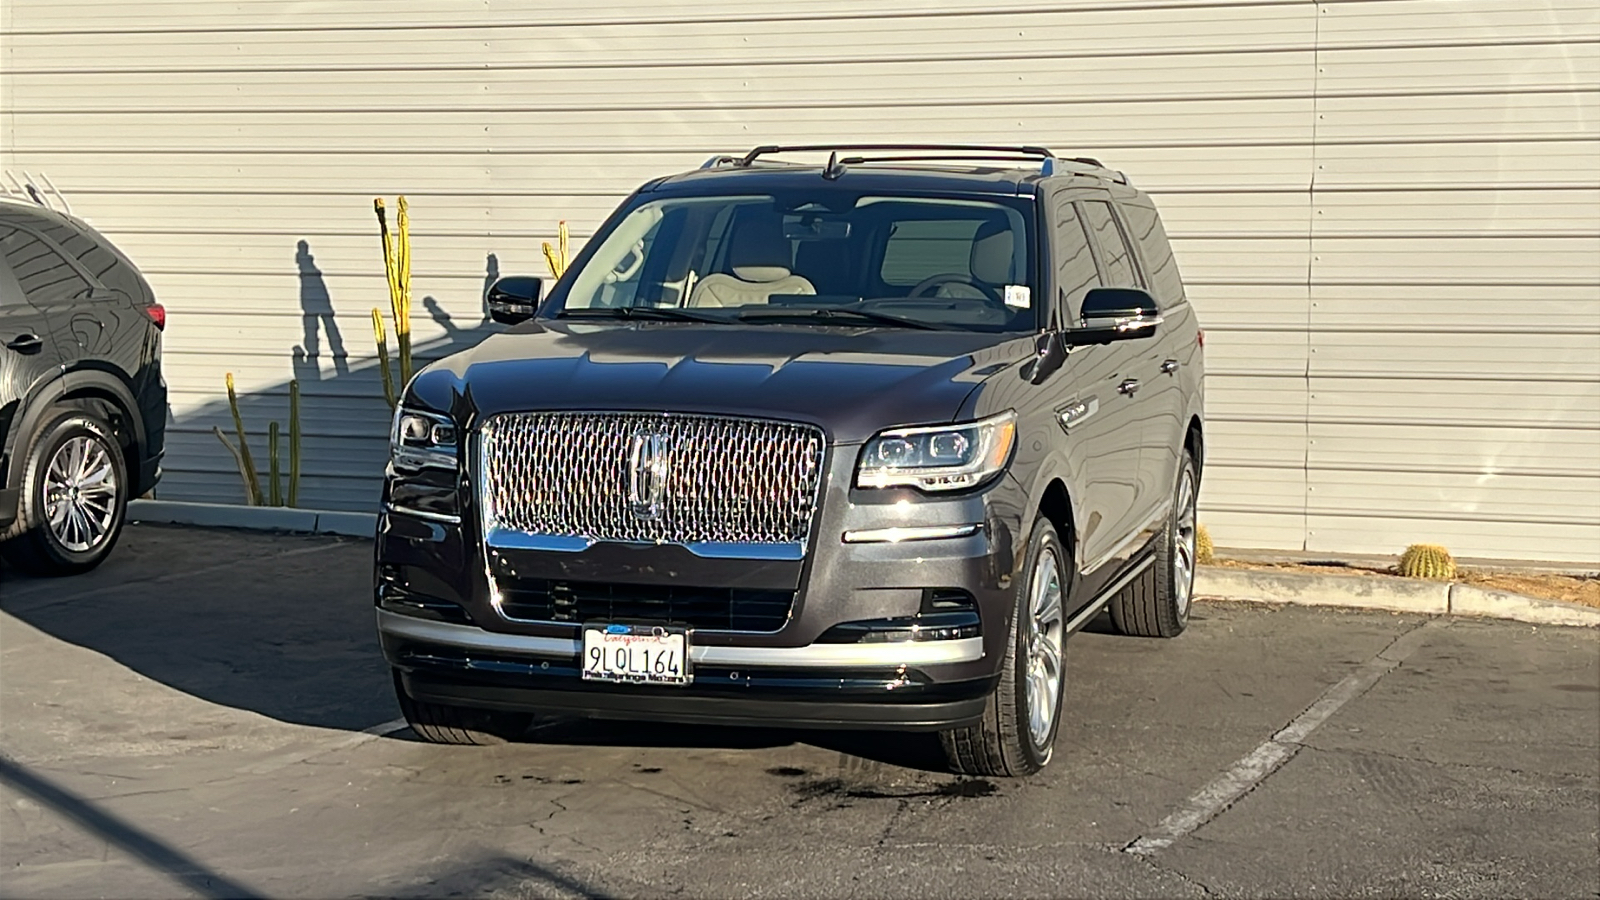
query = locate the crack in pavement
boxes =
[1125,619,1443,856]
[1300,742,1597,782]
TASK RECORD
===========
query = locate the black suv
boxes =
[0,194,167,575]
[377,145,1204,776]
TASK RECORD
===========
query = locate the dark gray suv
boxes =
[376,145,1204,777]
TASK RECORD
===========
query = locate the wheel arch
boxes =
[6,370,145,495]
[1185,416,1204,482]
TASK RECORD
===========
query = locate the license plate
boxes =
[582,624,691,685]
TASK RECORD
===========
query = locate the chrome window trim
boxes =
[377,609,982,668]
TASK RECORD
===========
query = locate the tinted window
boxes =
[1120,199,1184,308]
[880,219,984,286]
[559,193,1035,333]
[1082,201,1140,288]
[0,226,92,305]
[1051,200,1101,318]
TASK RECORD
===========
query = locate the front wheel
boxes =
[1,411,129,576]
[940,516,1067,777]
[392,671,533,746]
[1109,447,1199,638]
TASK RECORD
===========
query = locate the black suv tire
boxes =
[393,671,534,745]
[940,516,1067,777]
[1109,448,1199,639]
[1,410,129,577]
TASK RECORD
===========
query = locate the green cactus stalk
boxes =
[223,372,262,505]
[212,427,256,506]
[268,421,282,507]
[373,308,396,410]
[288,379,302,508]
[1398,543,1456,581]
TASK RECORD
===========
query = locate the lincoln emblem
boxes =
[627,430,670,519]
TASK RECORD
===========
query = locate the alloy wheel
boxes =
[1173,466,1198,617]
[1025,546,1065,750]
[43,435,120,553]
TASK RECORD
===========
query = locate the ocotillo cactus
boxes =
[1398,543,1456,581]
[373,196,415,409]
[213,372,263,505]
[213,373,303,507]
[543,220,570,279]
[288,380,302,507]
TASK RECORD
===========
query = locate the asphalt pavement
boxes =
[1,525,1596,899]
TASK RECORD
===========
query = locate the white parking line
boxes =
[1126,619,1439,855]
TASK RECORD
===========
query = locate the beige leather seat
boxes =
[688,217,815,308]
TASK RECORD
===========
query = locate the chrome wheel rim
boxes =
[1025,546,1065,750]
[1173,466,1198,618]
[43,435,119,553]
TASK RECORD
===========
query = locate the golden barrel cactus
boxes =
[1195,524,1215,565]
[1398,543,1456,581]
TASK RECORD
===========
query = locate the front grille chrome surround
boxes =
[480,411,826,547]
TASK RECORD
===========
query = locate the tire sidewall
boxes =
[1011,518,1068,768]
[22,412,129,569]
[1166,449,1199,625]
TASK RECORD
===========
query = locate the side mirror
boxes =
[1066,287,1163,345]
[487,276,543,325]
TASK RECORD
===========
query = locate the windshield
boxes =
[553,193,1036,332]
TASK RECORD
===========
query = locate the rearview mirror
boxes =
[487,276,543,325]
[1066,287,1163,345]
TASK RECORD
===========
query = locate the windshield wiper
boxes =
[557,306,725,323]
[735,307,944,331]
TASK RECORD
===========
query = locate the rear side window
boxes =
[1120,199,1185,308]
[0,226,92,305]
[36,219,143,299]
[1050,199,1101,318]
[1082,201,1141,288]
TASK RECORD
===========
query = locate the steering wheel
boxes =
[906,272,1006,308]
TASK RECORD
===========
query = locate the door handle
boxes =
[5,333,44,354]
[1161,359,1179,375]
[1118,378,1140,396]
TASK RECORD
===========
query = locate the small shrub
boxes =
[1398,543,1456,581]
[1195,524,1215,565]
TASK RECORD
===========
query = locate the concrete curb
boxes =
[1195,566,1600,628]
[128,500,376,538]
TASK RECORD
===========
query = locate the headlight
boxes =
[856,410,1017,491]
[391,407,457,469]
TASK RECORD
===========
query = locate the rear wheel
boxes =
[1109,447,1198,638]
[940,516,1067,777]
[1,411,129,576]
[392,671,534,745]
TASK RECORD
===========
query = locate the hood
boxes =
[408,321,1034,443]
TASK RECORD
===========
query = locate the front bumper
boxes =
[377,443,1027,730]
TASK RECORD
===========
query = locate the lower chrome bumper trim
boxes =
[377,609,983,668]
[841,523,982,544]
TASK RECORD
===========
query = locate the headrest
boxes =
[970,220,1015,285]
[729,216,793,283]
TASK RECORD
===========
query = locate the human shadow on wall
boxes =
[292,239,349,381]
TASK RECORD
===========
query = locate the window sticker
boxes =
[1004,284,1031,309]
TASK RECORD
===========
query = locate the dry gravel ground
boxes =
[1,525,1597,899]
[1213,558,1600,609]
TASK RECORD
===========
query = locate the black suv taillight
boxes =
[141,303,166,330]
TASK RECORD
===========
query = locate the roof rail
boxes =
[1,170,72,214]
[736,143,1055,167]
[1041,156,1128,184]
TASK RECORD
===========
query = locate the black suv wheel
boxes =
[1109,447,1199,638]
[1,410,128,576]
[941,517,1067,777]
[393,671,534,745]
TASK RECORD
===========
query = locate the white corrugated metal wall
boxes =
[2,0,1597,563]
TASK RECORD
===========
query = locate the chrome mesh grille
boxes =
[481,412,826,545]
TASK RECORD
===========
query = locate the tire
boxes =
[940,516,1067,777]
[392,670,533,746]
[1109,447,1199,639]
[0,410,129,577]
